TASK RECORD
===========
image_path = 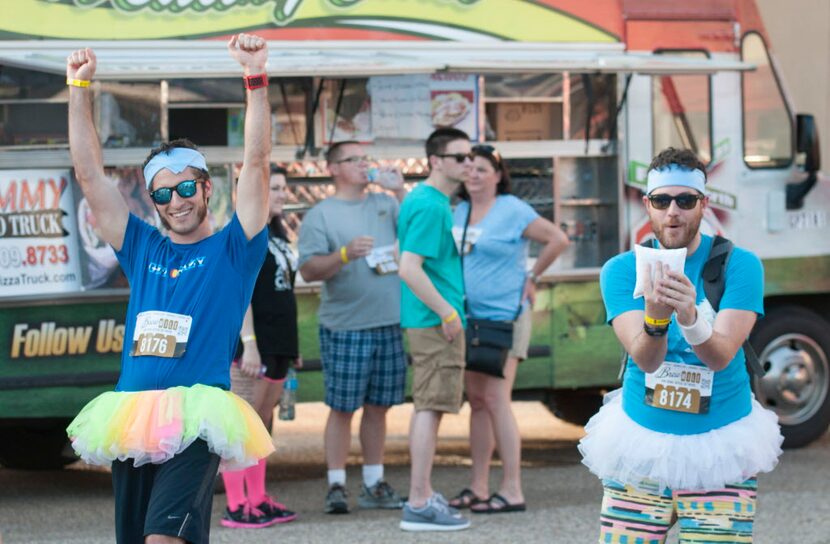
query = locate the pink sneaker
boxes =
[254,495,298,524]
[220,502,282,529]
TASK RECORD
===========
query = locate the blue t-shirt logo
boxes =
[147,257,207,279]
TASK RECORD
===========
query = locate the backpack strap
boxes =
[701,235,733,313]
[700,235,765,377]
[743,339,765,377]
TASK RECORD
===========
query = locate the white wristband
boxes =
[678,311,713,346]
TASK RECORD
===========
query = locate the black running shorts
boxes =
[112,439,220,544]
[261,354,292,381]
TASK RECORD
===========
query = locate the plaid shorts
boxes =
[319,324,407,413]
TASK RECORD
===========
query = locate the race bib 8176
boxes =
[130,310,192,358]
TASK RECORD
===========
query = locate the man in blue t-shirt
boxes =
[65,35,275,543]
[579,148,782,543]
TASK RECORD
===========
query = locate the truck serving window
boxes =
[741,32,793,169]
[484,74,564,141]
[98,81,161,149]
[168,78,307,147]
[652,51,712,164]
[0,66,67,147]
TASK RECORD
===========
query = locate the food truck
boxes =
[0,0,827,468]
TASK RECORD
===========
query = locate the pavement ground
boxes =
[1,401,828,543]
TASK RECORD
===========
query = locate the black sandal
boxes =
[471,493,527,514]
[448,488,487,509]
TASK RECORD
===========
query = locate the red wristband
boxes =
[243,73,268,90]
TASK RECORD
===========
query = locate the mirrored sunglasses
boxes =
[149,179,203,205]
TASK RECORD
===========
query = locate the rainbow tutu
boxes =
[67,385,275,470]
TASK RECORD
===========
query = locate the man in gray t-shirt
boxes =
[298,141,407,515]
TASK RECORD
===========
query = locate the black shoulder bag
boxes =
[460,204,523,378]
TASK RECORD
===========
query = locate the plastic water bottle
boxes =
[368,166,402,190]
[279,368,297,421]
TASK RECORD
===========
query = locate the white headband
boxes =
[646,165,706,195]
[143,147,208,190]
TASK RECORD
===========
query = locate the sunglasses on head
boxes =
[648,193,704,210]
[472,144,503,167]
[149,179,203,205]
[436,152,474,163]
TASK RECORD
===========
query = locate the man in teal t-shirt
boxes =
[397,128,471,532]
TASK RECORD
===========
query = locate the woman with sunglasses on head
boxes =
[220,164,300,528]
[449,144,569,514]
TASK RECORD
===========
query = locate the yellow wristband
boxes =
[66,78,91,88]
[442,310,459,323]
[644,315,671,327]
[340,246,349,264]
[241,334,257,343]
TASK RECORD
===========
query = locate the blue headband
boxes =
[143,147,208,190]
[646,164,706,195]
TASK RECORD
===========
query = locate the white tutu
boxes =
[578,389,783,490]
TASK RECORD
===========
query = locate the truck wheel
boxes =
[0,420,76,470]
[750,306,830,448]
[545,389,604,426]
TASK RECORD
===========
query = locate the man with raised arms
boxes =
[64,34,275,543]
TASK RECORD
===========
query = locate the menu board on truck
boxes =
[0,170,83,297]
[369,73,479,141]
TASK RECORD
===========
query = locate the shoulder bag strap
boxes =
[460,203,471,317]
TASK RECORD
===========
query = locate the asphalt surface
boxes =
[0,402,827,543]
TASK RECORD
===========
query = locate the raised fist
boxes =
[228,33,268,74]
[66,48,97,82]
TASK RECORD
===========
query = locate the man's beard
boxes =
[650,213,702,249]
[157,194,208,234]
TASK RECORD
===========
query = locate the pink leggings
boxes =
[222,458,268,510]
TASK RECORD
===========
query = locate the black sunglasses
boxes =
[436,152,474,163]
[648,193,704,210]
[149,179,203,205]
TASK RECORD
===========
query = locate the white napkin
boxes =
[633,245,687,298]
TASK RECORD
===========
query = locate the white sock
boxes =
[328,469,346,487]
[362,464,384,488]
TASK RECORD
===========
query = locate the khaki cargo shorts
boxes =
[407,326,465,413]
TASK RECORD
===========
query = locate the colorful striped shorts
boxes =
[599,477,758,543]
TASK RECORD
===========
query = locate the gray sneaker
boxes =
[324,483,350,514]
[400,495,471,532]
[359,480,404,509]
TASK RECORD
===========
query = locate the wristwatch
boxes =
[243,74,268,90]
[643,322,669,337]
[527,271,540,285]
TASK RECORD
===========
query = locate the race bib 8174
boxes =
[645,362,714,414]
